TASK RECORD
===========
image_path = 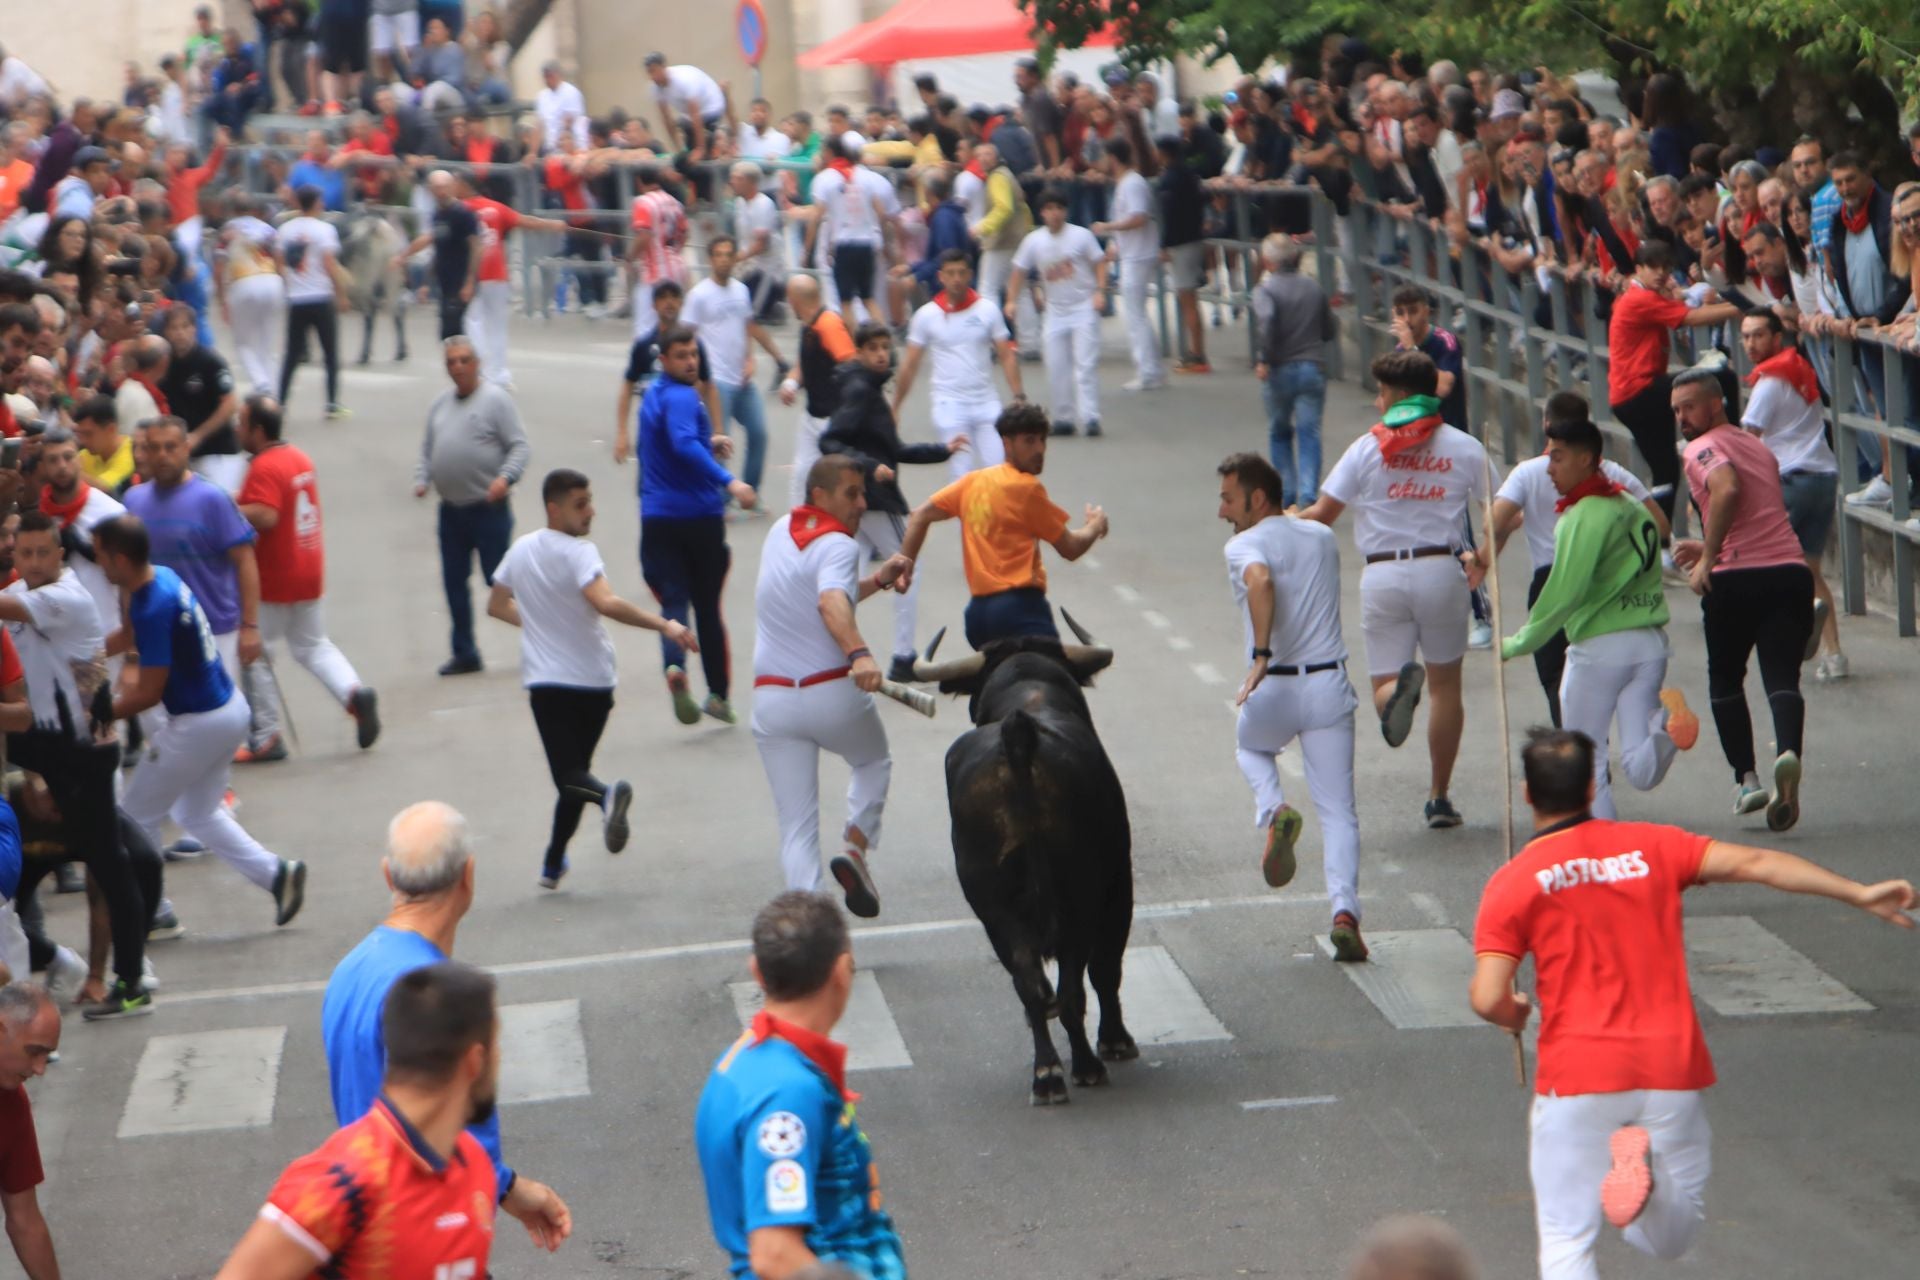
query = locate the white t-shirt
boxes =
[753,514,862,680]
[1742,375,1836,478]
[732,192,787,277]
[1109,170,1159,261]
[5,570,104,743]
[492,529,618,690]
[1496,455,1650,572]
[737,125,793,162]
[1224,516,1347,667]
[812,167,889,246]
[1011,224,1104,316]
[682,277,755,388]
[61,486,127,631]
[654,65,726,122]
[954,169,986,223]
[535,81,589,151]
[907,297,1009,402]
[279,216,342,304]
[1320,424,1497,559]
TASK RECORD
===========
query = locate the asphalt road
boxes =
[17,302,1920,1280]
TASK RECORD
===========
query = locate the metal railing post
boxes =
[1833,333,1867,618]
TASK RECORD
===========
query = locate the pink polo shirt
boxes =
[1682,424,1806,570]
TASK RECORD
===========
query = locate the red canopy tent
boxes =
[797,0,1116,68]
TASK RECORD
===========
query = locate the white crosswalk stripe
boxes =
[731,971,913,1070]
[118,1025,287,1138]
[498,999,593,1104]
[1318,929,1482,1029]
[1061,945,1232,1045]
[1684,916,1874,1016]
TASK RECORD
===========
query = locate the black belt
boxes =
[1267,660,1343,676]
[1364,544,1454,564]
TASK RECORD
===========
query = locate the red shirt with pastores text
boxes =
[238,444,325,603]
[1473,817,1716,1097]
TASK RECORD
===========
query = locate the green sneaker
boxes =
[1262,806,1303,888]
[82,981,154,1021]
[1329,911,1369,963]
[702,694,737,725]
[666,666,701,725]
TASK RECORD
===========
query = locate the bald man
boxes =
[399,170,484,341]
[779,274,856,507]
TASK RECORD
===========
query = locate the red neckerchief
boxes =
[825,156,855,180]
[0,399,15,440]
[1840,196,1871,236]
[1760,271,1789,300]
[464,136,492,176]
[1747,347,1822,405]
[128,373,169,414]
[1737,208,1761,239]
[1370,414,1444,460]
[40,484,89,528]
[1554,471,1626,513]
[750,1010,855,1101]
[1291,103,1316,134]
[963,157,985,180]
[788,504,852,550]
[934,288,979,314]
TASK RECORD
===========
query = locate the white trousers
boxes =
[751,679,891,892]
[856,510,918,660]
[930,396,1005,481]
[0,900,27,985]
[1530,1089,1711,1280]
[631,281,655,340]
[468,279,514,386]
[242,598,362,745]
[122,693,280,891]
[1559,627,1677,821]
[979,248,1039,353]
[1118,256,1165,384]
[1234,668,1362,919]
[789,411,828,509]
[1043,310,1100,426]
[226,273,285,395]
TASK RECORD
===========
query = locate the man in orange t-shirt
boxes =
[1471,727,1914,1280]
[0,133,34,223]
[898,402,1109,649]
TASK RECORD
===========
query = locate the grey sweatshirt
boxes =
[1252,271,1337,367]
[416,383,530,504]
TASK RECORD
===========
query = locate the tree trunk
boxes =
[502,0,556,52]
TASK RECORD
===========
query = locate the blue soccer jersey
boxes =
[128,565,234,716]
[694,1013,905,1280]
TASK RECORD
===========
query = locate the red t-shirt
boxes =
[1606,283,1692,406]
[260,1098,496,1278]
[237,444,324,603]
[0,629,22,687]
[464,196,521,283]
[0,1086,44,1195]
[1474,817,1717,1097]
[339,134,394,202]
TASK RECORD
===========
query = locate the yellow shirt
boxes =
[81,436,135,491]
[928,463,1069,597]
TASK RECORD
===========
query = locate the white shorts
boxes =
[368,12,420,55]
[1360,556,1469,676]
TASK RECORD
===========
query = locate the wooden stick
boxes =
[1482,451,1528,1090]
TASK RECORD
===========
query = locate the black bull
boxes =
[915,624,1137,1105]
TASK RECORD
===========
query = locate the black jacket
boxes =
[1828,185,1911,327]
[817,362,950,516]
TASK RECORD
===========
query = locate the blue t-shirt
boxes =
[321,926,514,1197]
[123,476,256,634]
[286,159,347,213]
[638,376,734,519]
[694,1029,905,1280]
[128,566,235,716]
[0,799,20,902]
[1418,326,1468,430]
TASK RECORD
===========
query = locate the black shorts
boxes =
[320,17,369,75]
[832,242,878,302]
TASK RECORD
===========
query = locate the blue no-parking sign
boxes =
[737,0,767,67]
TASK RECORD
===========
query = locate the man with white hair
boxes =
[0,982,62,1279]
[322,801,574,1251]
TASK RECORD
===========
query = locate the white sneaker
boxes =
[1845,475,1894,508]
[141,955,159,993]
[46,946,88,1003]
[1468,620,1494,650]
[1121,377,1166,392]
[1815,652,1851,682]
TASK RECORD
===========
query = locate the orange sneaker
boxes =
[1659,689,1698,751]
[1600,1125,1655,1228]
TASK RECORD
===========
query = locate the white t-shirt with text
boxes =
[907,297,1009,403]
[1320,424,1497,559]
[1012,224,1104,317]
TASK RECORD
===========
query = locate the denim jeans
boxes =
[1263,360,1327,505]
[717,379,769,492]
[438,499,514,663]
[963,587,1058,650]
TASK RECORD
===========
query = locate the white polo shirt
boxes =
[1320,424,1496,560]
[1011,224,1103,317]
[1224,516,1347,667]
[753,512,862,681]
[1497,456,1650,572]
[492,529,618,690]
[1742,375,1837,478]
[907,295,1009,402]
[682,276,755,388]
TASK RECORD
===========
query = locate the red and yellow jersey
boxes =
[260,1097,496,1279]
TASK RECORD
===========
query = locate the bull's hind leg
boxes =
[393,301,408,361]
[357,305,374,365]
[1090,934,1138,1063]
[978,919,1066,1105]
[1057,947,1107,1088]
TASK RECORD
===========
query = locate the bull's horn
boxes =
[1062,644,1114,673]
[912,652,987,684]
[925,626,948,661]
[1060,609,1098,645]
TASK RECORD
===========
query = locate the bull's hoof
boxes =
[1029,1065,1069,1106]
[1071,1059,1109,1088]
[1097,1032,1140,1062]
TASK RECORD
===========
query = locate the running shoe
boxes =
[1262,806,1303,888]
[1329,911,1369,963]
[1050,419,1078,437]
[830,848,881,918]
[1467,619,1494,650]
[1734,773,1768,815]
[46,946,88,1004]
[1084,419,1103,438]
[1815,652,1850,682]
[272,858,307,927]
[703,694,738,725]
[147,899,185,942]
[350,686,381,749]
[1424,796,1463,829]
[1845,475,1893,508]
[538,858,570,891]
[666,665,701,725]
[1121,377,1166,392]
[234,734,288,764]
[1658,688,1698,750]
[1174,360,1212,375]
[1600,1125,1655,1228]
[1804,599,1829,662]
[1380,662,1425,748]
[438,654,483,676]
[81,981,154,1022]
[1766,751,1801,833]
[141,955,159,993]
[603,781,633,853]
[324,402,353,421]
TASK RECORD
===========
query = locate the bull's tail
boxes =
[1001,709,1041,818]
